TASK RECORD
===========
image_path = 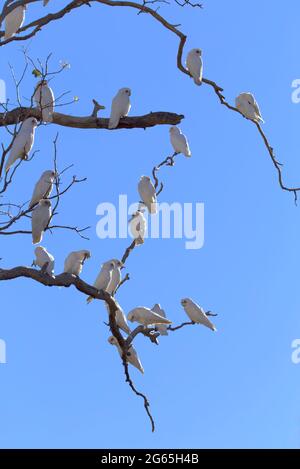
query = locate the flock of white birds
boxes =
[5,73,216,372]
[2,1,267,373]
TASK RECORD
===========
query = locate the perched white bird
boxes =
[31,199,52,245]
[105,300,131,335]
[129,209,147,245]
[235,92,264,123]
[64,250,91,276]
[105,259,123,295]
[186,48,203,86]
[169,126,191,157]
[181,298,217,331]
[5,118,38,172]
[108,336,144,374]
[4,5,26,40]
[33,80,55,123]
[86,261,115,303]
[127,307,172,326]
[29,170,56,209]
[152,304,169,336]
[138,176,157,214]
[108,87,131,129]
[33,246,54,276]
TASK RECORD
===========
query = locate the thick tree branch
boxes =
[0,107,184,130]
[0,265,106,294]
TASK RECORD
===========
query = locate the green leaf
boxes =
[32,69,42,78]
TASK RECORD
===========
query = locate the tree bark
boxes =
[0,108,184,130]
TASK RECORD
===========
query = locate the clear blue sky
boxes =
[1,0,300,449]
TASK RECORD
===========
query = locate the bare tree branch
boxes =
[1,0,294,200]
[0,134,88,236]
[122,358,155,432]
[0,107,184,130]
[167,310,218,331]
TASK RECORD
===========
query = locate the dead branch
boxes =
[0,107,184,130]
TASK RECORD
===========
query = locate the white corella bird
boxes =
[129,209,147,245]
[108,336,144,374]
[32,246,55,276]
[105,259,123,295]
[108,87,131,129]
[152,304,169,336]
[186,48,203,86]
[29,170,56,209]
[33,80,55,123]
[127,307,172,326]
[235,92,264,123]
[31,199,52,245]
[5,118,38,172]
[181,298,217,332]
[169,126,191,157]
[86,261,115,303]
[138,176,157,214]
[105,300,131,335]
[4,4,26,40]
[64,250,91,276]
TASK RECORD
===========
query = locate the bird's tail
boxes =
[29,199,36,209]
[32,232,43,245]
[135,236,144,245]
[193,77,202,86]
[3,32,14,41]
[108,117,119,129]
[149,199,157,214]
[257,115,265,124]
[42,109,53,123]
[86,296,93,304]
[5,158,12,173]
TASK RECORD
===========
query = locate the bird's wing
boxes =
[108,96,122,129]
[30,177,50,208]
[4,7,25,39]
